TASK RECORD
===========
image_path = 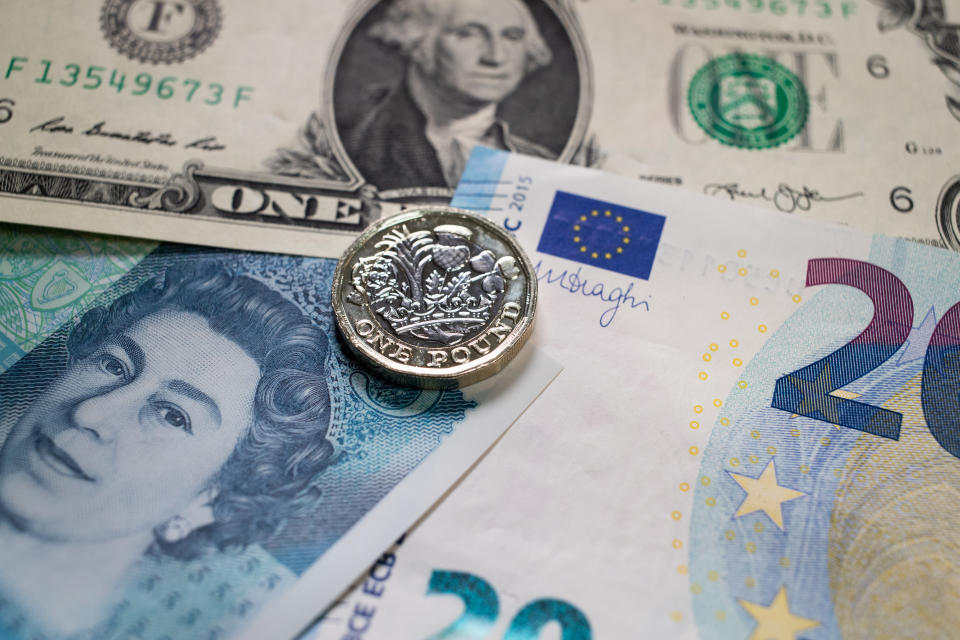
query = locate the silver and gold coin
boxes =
[332,207,537,389]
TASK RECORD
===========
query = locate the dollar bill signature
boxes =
[1,0,958,255]
[0,223,558,640]
[302,148,960,639]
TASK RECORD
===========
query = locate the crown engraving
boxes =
[351,224,520,345]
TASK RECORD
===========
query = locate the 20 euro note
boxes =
[304,148,960,640]
[0,222,559,640]
[2,0,960,255]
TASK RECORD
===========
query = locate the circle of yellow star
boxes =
[739,586,819,640]
[570,211,631,259]
[728,459,805,530]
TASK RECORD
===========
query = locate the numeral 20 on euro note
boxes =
[771,258,960,459]
[423,571,590,640]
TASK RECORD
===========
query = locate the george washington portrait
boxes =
[267,0,588,195]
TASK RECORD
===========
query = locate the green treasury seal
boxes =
[688,53,809,150]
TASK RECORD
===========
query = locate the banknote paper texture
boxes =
[1,0,959,255]
[0,226,155,372]
[304,148,960,639]
[0,223,559,640]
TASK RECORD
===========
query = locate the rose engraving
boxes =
[351,224,519,345]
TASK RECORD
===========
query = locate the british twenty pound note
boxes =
[0,223,559,640]
[1,0,959,254]
[304,148,960,640]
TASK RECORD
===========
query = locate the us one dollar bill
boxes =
[1,0,958,255]
[0,222,559,640]
[303,148,960,639]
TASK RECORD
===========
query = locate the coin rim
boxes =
[332,206,538,389]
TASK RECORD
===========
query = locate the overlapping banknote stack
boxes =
[1,0,959,639]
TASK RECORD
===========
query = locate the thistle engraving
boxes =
[350,224,520,345]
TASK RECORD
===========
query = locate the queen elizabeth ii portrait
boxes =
[0,240,481,640]
[0,259,337,637]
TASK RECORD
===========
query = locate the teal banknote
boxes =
[306,148,960,640]
[0,224,557,640]
[0,225,154,372]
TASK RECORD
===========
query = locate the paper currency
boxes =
[0,223,559,640]
[304,147,960,639]
[0,225,155,372]
[1,0,958,255]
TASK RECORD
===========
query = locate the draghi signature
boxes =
[703,182,864,214]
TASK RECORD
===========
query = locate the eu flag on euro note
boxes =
[536,191,666,280]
